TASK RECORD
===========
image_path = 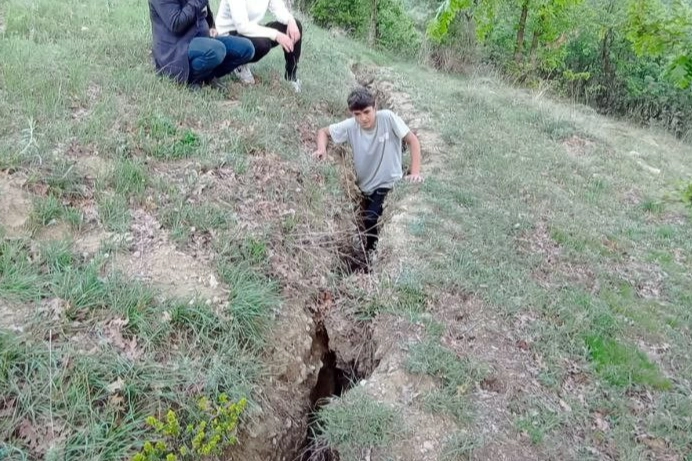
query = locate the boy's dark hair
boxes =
[347,87,376,111]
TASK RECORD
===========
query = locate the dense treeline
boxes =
[297,0,692,139]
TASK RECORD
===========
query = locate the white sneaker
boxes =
[289,79,302,93]
[234,65,255,84]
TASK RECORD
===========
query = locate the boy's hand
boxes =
[209,28,218,38]
[312,149,327,160]
[405,173,424,183]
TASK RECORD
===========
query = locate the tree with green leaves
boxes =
[626,0,692,88]
[428,0,585,72]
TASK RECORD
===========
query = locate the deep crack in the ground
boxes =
[286,64,408,461]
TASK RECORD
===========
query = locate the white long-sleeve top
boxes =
[215,0,293,40]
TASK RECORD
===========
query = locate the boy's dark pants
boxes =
[360,188,390,252]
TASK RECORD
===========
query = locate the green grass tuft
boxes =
[641,198,665,214]
[160,200,233,244]
[584,334,671,390]
[314,388,403,460]
[32,195,65,226]
[407,339,486,421]
[441,432,481,461]
[39,239,75,274]
[137,113,202,160]
[217,262,278,345]
[108,157,148,198]
[97,193,132,232]
[0,239,44,302]
[514,399,564,444]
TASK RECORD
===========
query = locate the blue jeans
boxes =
[188,36,254,84]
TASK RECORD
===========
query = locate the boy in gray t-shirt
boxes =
[313,87,423,254]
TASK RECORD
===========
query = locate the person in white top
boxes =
[215,0,303,91]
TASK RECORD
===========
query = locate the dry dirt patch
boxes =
[517,222,601,293]
[614,260,666,299]
[69,83,102,123]
[112,209,225,301]
[0,172,32,237]
[562,135,595,157]
[0,298,34,332]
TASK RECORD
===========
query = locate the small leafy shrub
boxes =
[682,182,692,207]
[132,394,247,461]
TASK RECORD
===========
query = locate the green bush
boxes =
[310,0,370,38]
[375,0,422,57]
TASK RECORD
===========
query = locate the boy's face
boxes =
[352,106,376,130]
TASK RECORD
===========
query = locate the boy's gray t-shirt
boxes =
[329,110,410,195]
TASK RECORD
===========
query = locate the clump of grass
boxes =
[171,301,227,340]
[682,182,692,207]
[313,388,403,460]
[441,432,481,461]
[406,339,486,421]
[50,260,158,336]
[423,389,472,423]
[217,262,278,345]
[39,239,75,274]
[0,239,44,302]
[357,283,428,320]
[542,118,578,141]
[50,259,110,313]
[549,226,590,253]
[24,159,85,201]
[31,195,65,226]
[137,113,202,160]
[641,198,665,214]
[239,236,269,264]
[584,334,671,390]
[108,157,148,198]
[160,200,232,244]
[43,159,84,198]
[97,193,132,232]
[513,397,564,444]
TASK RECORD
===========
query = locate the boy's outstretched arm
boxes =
[404,131,424,182]
[313,127,330,160]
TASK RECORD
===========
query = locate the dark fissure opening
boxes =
[297,322,361,461]
[336,197,377,276]
[337,241,370,276]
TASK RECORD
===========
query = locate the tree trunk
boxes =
[529,28,541,69]
[515,0,530,64]
[601,28,614,80]
[368,0,378,46]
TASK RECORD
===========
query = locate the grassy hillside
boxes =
[1,0,692,460]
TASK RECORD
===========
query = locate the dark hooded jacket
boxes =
[148,0,215,83]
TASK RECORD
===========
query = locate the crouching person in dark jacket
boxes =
[148,0,254,86]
